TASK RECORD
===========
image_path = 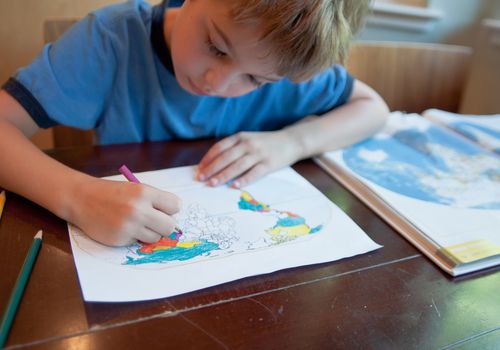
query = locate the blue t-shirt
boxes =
[3,0,353,145]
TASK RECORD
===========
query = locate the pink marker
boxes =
[119,164,140,183]
[119,165,183,236]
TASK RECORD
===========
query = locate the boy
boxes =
[0,0,388,246]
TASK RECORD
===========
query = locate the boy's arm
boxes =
[0,90,181,246]
[196,80,389,187]
[283,80,389,158]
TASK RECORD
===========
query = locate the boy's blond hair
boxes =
[230,0,371,82]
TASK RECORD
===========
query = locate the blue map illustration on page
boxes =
[448,121,500,154]
[343,119,500,209]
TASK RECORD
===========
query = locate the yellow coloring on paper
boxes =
[177,241,202,248]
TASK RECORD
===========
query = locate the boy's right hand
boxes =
[69,178,182,247]
[0,91,181,247]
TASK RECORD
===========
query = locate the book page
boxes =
[423,109,500,154]
[320,112,500,270]
[68,166,381,302]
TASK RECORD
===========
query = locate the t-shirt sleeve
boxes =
[312,64,354,111]
[276,64,355,119]
[333,66,354,107]
[276,64,355,118]
[2,13,119,129]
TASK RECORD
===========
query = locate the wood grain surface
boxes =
[1,140,499,349]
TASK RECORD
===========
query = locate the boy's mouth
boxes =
[188,78,209,96]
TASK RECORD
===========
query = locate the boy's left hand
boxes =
[196,130,303,188]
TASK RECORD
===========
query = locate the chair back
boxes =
[346,41,473,113]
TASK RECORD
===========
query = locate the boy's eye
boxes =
[206,39,226,57]
[247,75,263,88]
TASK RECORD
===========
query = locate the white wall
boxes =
[358,0,500,114]
[359,0,500,46]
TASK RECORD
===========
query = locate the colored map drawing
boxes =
[239,191,322,244]
[138,233,178,254]
[181,203,238,250]
[238,191,270,212]
[125,239,219,265]
[123,189,323,265]
[123,203,237,265]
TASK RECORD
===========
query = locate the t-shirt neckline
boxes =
[151,1,175,75]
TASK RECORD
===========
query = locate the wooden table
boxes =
[1,140,499,349]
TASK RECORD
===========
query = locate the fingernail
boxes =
[195,169,205,181]
[209,178,218,186]
[232,180,240,188]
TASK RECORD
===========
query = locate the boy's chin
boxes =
[182,78,208,96]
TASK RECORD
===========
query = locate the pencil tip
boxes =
[35,230,43,239]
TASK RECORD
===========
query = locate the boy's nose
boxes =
[204,68,233,95]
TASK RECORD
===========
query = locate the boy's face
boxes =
[167,0,282,97]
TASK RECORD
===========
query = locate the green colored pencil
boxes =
[0,230,43,348]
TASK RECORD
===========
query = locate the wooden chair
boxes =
[346,41,473,113]
[43,19,95,148]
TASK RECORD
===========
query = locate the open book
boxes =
[315,111,500,276]
[422,109,500,155]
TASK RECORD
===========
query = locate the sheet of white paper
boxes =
[322,113,500,249]
[68,166,381,302]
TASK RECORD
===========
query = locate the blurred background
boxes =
[0,0,499,148]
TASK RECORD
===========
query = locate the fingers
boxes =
[125,186,182,242]
[146,187,182,236]
[198,136,240,179]
[206,153,259,186]
[198,133,269,185]
[79,180,183,247]
[135,226,163,244]
[199,146,248,185]
[231,163,269,188]
[148,186,182,215]
[144,206,178,236]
